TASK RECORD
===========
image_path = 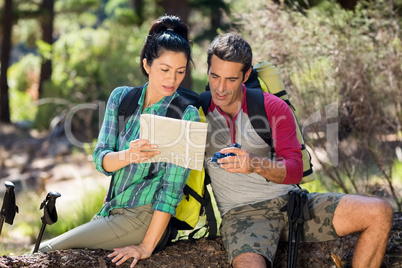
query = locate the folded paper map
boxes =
[139,114,208,171]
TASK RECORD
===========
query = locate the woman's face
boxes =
[143,51,188,100]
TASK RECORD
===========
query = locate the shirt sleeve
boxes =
[92,87,127,176]
[153,105,201,215]
[263,92,303,184]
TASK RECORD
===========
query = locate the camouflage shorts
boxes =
[220,192,345,265]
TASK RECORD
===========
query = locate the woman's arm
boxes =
[93,87,126,176]
[93,87,161,174]
[102,139,160,172]
[108,210,171,267]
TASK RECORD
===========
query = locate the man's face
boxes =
[208,55,250,117]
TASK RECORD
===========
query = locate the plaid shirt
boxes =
[93,84,200,217]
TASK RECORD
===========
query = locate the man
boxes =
[203,33,393,268]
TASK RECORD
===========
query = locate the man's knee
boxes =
[232,252,269,268]
[359,197,393,225]
[372,198,393,225]
[333,195,393,236]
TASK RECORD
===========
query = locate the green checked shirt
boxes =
[93,84,200,217]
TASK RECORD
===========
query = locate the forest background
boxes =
[0,0,401,256]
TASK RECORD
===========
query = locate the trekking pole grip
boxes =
[33,191,61,253]
[1,181,15,216]
[41,191,61,225]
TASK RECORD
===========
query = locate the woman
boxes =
[35,15,199,267]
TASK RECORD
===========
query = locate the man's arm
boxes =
[218,92,302,184]
[217,148,286,183]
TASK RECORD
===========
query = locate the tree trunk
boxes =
[0,0,13,124]
[210,4,222,34]
[37,0,54,99]
[2,213,401,267]
[337,0,358,10]
[132,0,144,25]
[161,0,192,90]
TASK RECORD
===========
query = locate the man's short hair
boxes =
[207,33,252,75]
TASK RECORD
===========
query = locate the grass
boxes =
[0,182,106,256]
[43,184,107,239]
[2,160,399,256]
[303,160,402,211]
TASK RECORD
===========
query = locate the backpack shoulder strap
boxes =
[107,85,143,203]
[200,88,274,151]
[118,86,143,133]
[166,92,193,119]
[177,86,201,109]
[246,88,273,148]
[244,68,261,89]
[200,91,212,116]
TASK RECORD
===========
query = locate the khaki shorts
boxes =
[220,192,345,265]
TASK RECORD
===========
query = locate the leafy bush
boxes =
[43,184,107,239]
[8,54,40,122]
[235,0,401,209]
[35,23,148,136]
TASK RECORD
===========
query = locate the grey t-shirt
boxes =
[205,106,295,215]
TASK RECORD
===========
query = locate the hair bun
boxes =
[140,14,192,77]
[148,15,189,42]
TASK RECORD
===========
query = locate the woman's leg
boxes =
[36,204,153,252]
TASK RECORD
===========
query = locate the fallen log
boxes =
[1,212,401,268]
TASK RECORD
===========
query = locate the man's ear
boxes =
[143,58,150,74]
[243,67,252,83]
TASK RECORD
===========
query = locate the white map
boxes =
[139,114,208,171]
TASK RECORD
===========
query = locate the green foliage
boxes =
[35,23,148,132]
[1,184,107,256]
[36,40,52,60]
[236,0,402,208]
[13,18,40,48]
[55,0,99,15]
[43,184,107,239]
[104,0,141,25]
[8,54,40,122]
[190,42,209,93]
[8,53,39,91]
[9,88,37,123]
[103,0,163,25]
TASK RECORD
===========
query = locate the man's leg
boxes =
[220,197,290,268]
[332,195,393,268]
[232,253,267,268]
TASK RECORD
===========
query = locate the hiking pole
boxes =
[292,222,302,268]
[33,191,61,253]
[287,216,294,268]
[281,188,311,268]
[292,189,311,268]
[285,189,299,268]
[282,188,311,268]
[0,181,19,236]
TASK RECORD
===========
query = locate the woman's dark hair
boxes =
[207,33,252,75]
[140,15,192,77]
